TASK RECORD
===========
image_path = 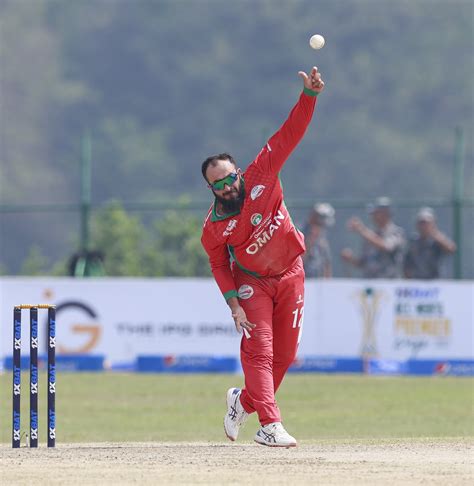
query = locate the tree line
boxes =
[0,0,472,276]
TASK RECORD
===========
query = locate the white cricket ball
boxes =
[309,34,325,50]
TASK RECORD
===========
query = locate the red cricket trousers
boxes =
[232,257,305,425]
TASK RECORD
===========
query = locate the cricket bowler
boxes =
[201,66,324,447]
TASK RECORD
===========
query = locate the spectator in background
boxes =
[403,207,456,279]
[341,197,405,278]
[303,203,335,278]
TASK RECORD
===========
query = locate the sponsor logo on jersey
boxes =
[223,219,238,236]
[250,185,265,200]
[251,213,263,226]
[238,284,254,300]
[246,210,285,255]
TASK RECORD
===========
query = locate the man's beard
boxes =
[214,184,245,213]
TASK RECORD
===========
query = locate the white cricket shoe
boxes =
[224,388,249,441]
[254,422,297,448]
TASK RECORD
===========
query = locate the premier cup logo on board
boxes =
[394,286,451,355]
[251,213,262,226]
[238,285,254,300]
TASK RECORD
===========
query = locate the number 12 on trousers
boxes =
[291,307,304,328]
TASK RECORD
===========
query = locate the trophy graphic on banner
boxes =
[356,287,384,364]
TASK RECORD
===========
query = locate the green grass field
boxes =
[0,372,472,444]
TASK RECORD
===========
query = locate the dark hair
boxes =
[201,153,236,183]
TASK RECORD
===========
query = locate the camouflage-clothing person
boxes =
[359,221,405,278]
[303,227,332,278]
[341,197,406,279]
[403,236,445,279]
[403,207,457,279]
[303,203,335,278]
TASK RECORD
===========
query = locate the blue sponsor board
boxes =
[366,359,474,376]
[5,356,47,370]
[56,355,104,371]
[367,359,409,375]
[137,355,238,373]
[288,357,364,373]
[408,359,474,376]
[289,357,474,376]
[4,355,104,372]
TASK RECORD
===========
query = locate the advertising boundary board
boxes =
[1,277,472,375]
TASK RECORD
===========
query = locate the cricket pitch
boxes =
[0,439,472,485]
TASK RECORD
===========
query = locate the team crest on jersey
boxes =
[251,213,262,226]
[238,284,254,300]
[223,219,238,236]
[250,185,265,200]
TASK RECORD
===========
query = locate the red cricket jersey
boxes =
[201,88,318,301]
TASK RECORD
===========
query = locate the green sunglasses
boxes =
[209,172,238,191]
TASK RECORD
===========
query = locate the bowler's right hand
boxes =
[298,66,325,93]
